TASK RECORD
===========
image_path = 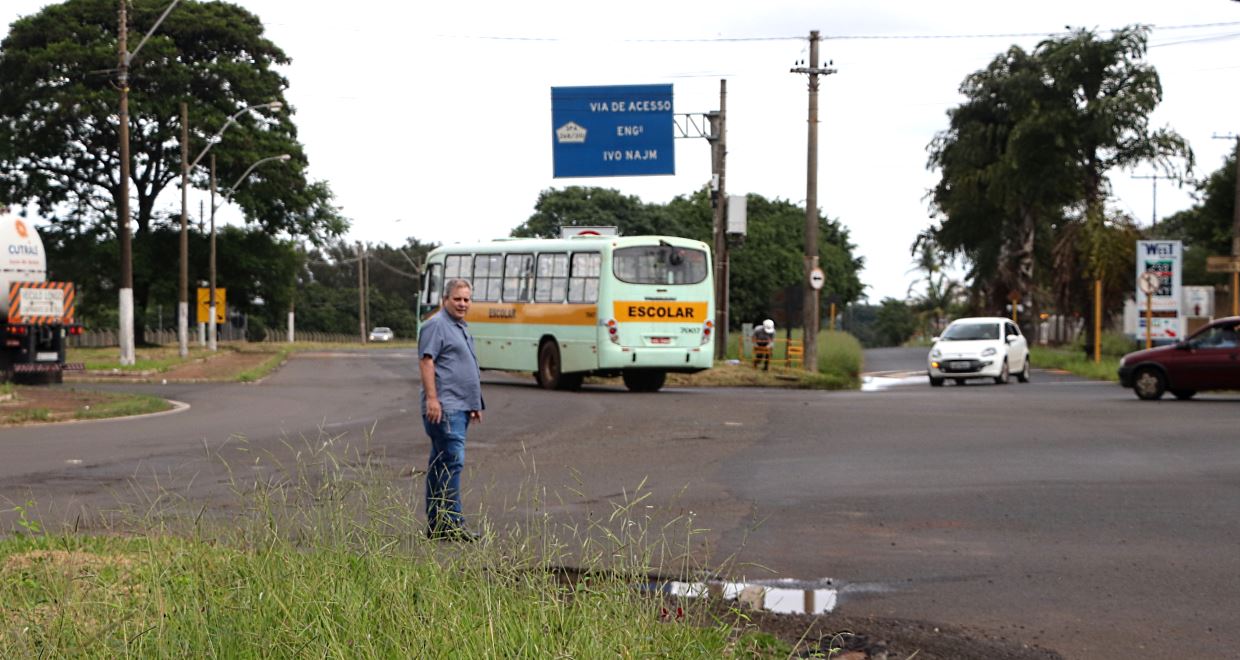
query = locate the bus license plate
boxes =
[650,337,671,345]
[37,352,59,362]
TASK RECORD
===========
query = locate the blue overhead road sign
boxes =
[551,84,674,178]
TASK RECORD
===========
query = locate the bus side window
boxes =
[473,254,502,302]
[423,263,443,309]
[443,254,470,292]
[568,252,600,303]
[503,253,534,302]
[535,253,568,303]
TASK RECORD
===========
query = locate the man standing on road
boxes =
[419,278,484,541]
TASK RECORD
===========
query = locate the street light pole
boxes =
[179,101,282,357]
[207,153,292,351]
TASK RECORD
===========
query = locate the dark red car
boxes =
[1118,316,1240,400]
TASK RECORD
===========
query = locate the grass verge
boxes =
[72,392,171,420]
[0,430,810,657]
[1029,332,1136,382]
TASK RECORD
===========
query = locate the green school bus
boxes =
[418,235,715,392]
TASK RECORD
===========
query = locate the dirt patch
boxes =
[67,348,278,383]
[156,349,275,381]
[716,605,1064,659]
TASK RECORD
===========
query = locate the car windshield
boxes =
[940,322,999,341]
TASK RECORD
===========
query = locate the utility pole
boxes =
[1212,134,1240,315]
[208,154,218,351]
[1132,172,1169,232]
[709,80,728,361]
[117,0,135,365]
[357,243,367,343]
[179,102,189,357]
[791,31,836,370]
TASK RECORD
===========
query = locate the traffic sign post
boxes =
[808,267,825,291]
[196,287,226,325]
[1139,271,1160,349]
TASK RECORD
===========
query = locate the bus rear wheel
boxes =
[622,370,666,393]
[537,341,582,391]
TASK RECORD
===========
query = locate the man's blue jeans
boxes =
[424,410,469,533]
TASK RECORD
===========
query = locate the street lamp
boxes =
[117,0,182,366]
[207,153,292,351]
[179,100,282,357]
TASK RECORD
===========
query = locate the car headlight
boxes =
[930,347,941,358]
[981,347,997,357]
[1118,355,1126,367]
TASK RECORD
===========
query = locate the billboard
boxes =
[551,85,674,178]
[1134,240,1183,341]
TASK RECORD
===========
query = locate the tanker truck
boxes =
[0,210,83,383]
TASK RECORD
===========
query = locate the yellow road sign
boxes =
[1206,256,1240,273]
[196,287,226,324]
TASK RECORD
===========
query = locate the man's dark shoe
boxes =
[427,526,480,543]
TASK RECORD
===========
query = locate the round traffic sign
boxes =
[809,267,825,291]
[1138,272,1160,296]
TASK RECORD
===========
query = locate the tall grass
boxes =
[1030,331,1136,382]
[0,428,790,657]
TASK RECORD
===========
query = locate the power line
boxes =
[433,20,1240,45]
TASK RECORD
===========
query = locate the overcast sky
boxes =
[5,1,1240,302]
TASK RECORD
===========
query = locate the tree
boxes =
[1160,150,1237,286]
[927,25,1191,338]
[513,187,864,329]
[871,298,919,347]
[510,186,695,238]
[0,0,346,322]
[907,230,963,338]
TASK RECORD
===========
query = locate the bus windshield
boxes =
[613,245,708,285]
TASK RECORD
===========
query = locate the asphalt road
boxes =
[1,347,1237,659]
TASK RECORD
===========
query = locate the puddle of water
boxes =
[861,372,927,392]
[650,577,839,615]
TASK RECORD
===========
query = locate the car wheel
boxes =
[1132,367,1166,400]
[1016,358,1030,383]
[929,376,944,387]
[993,360,1009,385]
[1171,389,1197,400]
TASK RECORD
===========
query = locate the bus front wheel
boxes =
[622,370,666,393]
[537,341,582,391]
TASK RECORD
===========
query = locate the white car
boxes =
[368,326,394,342]
[927,317,1030,386]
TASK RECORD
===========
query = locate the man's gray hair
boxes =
[444,278,473,296]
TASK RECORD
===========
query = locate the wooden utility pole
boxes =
[710,81,728,360]
[791,31,836,370]
[179,102,189,357]
[117,0,135,365]
[357,243,367,343]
